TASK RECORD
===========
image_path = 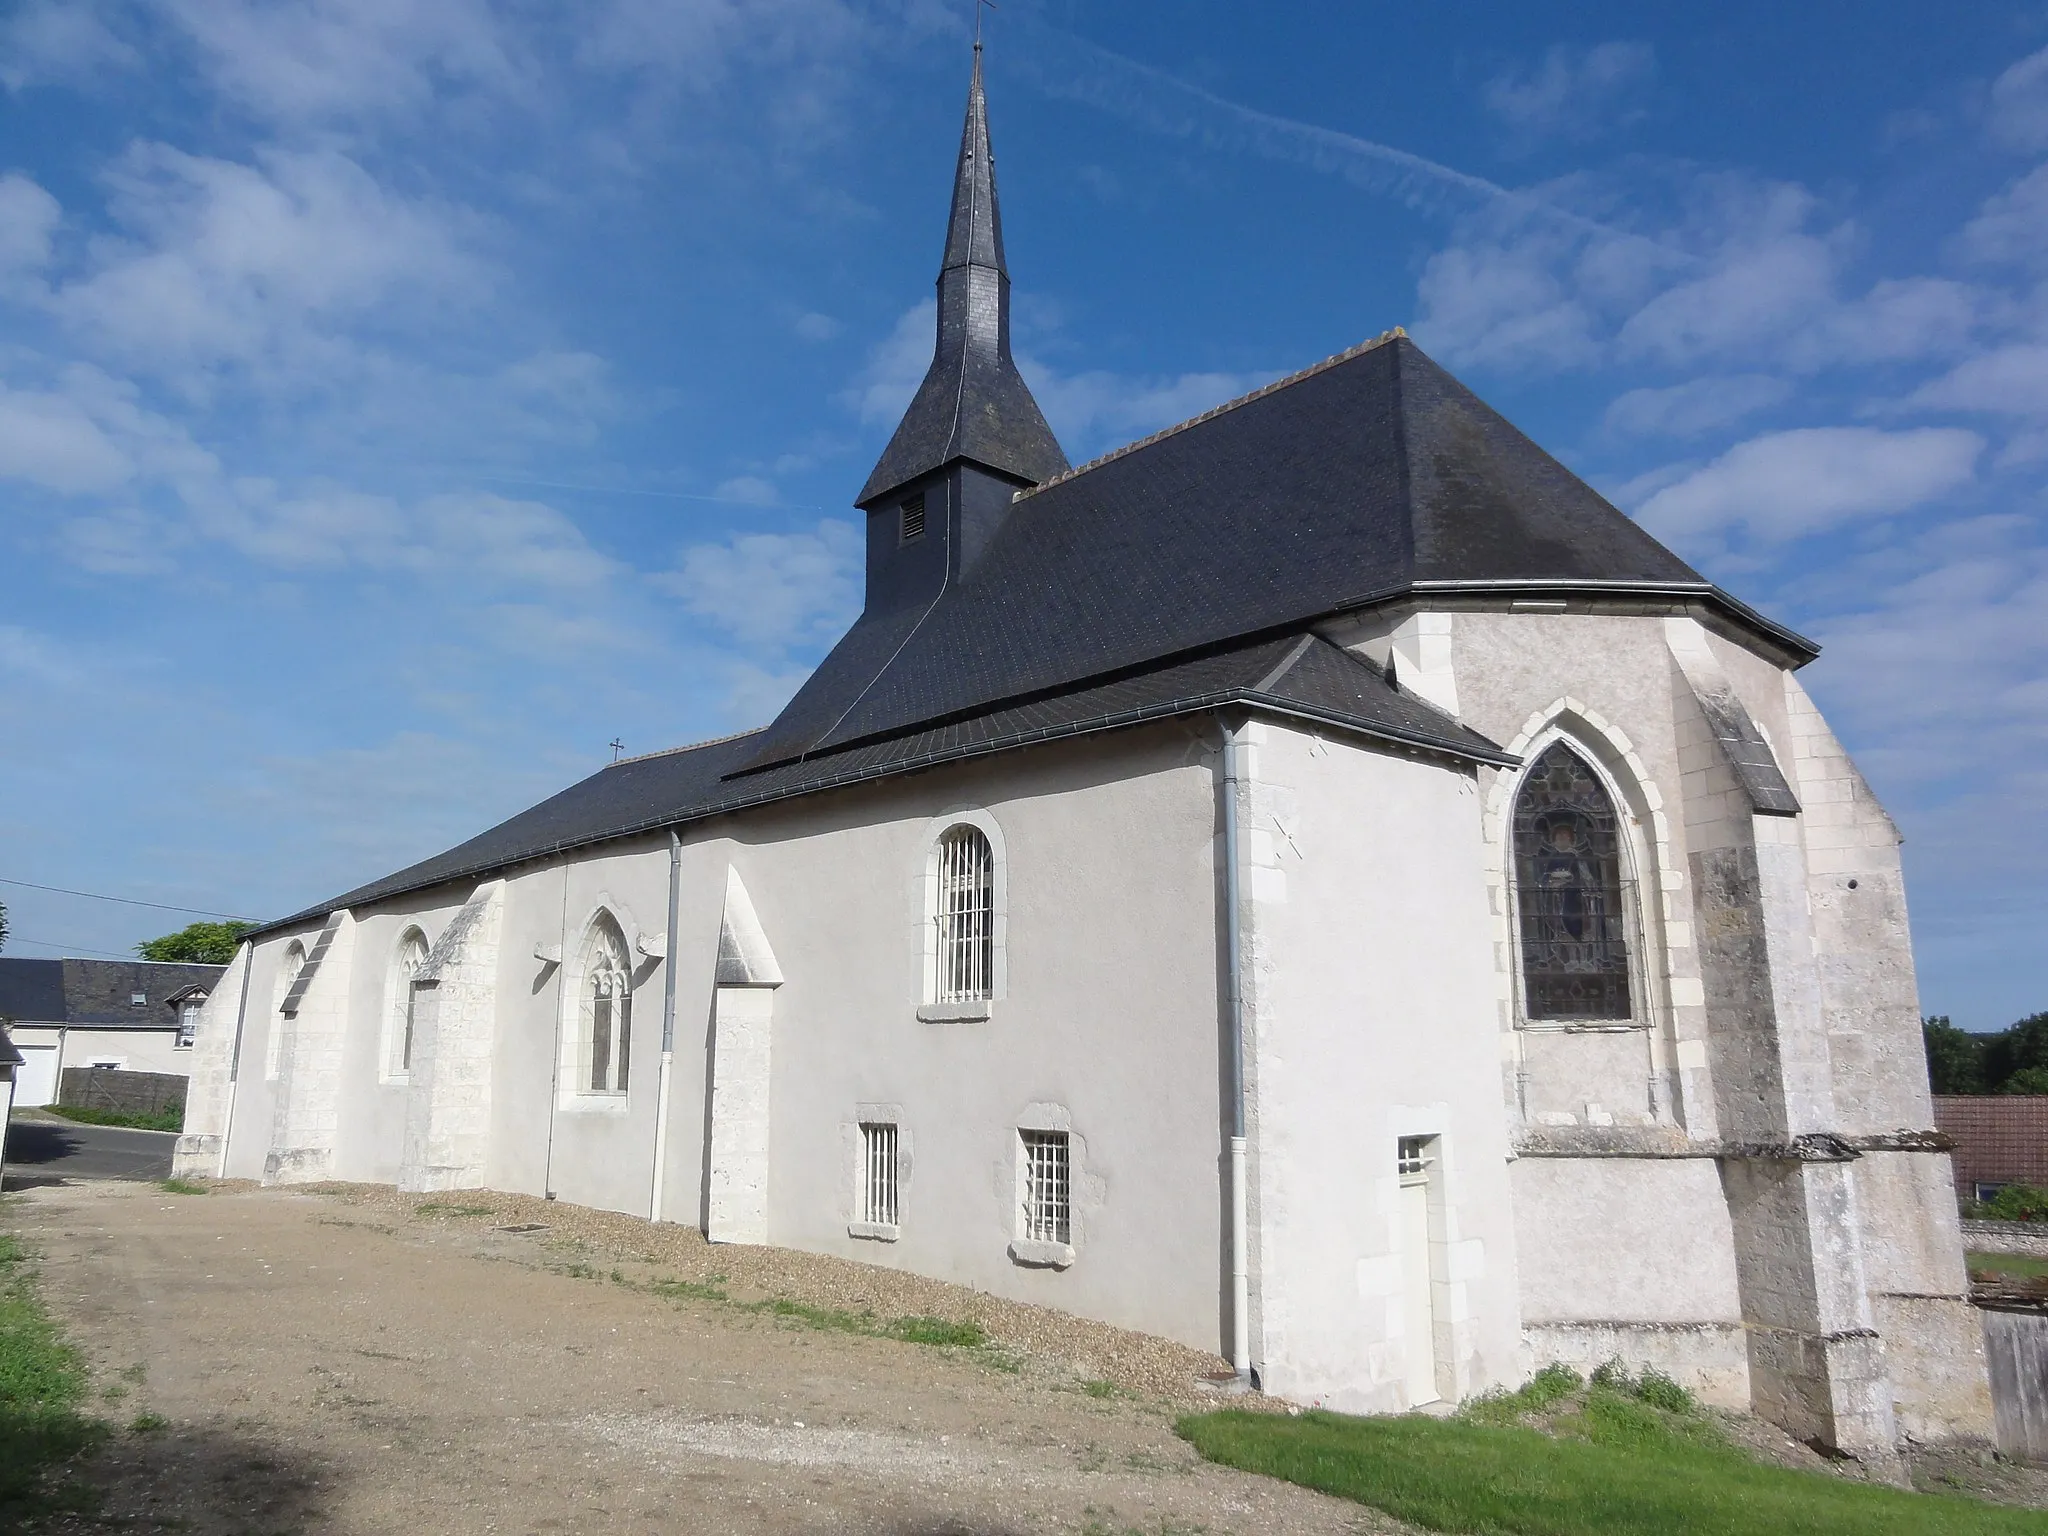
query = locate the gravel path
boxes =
[302,1179,1242,1406]
[4,1179,1395,1535]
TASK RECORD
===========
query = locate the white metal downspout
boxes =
[649,831,682,1222]
[1221,719,1252,1384]
[215,940,256,1177]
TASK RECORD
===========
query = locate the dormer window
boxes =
[899,493,927,543]
[130,991,147,1007]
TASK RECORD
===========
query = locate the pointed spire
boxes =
[857,46,1069,509]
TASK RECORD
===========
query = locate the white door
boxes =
[13,1045,58,1107]
[1399,1139,1440,1406]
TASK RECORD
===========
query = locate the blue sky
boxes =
[0,2,2042,1030]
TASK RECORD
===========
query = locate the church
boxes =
[173,51,1991,1453]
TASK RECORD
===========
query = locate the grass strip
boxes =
[42,1104,184,1133]
[1176,1407,2045,1536]
[1970,1251,2048,1280]
[0,1234,108,1520]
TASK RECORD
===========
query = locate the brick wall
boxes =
[1934,1096,2048,1191]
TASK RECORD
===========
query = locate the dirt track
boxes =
[5,1180,1394,1535]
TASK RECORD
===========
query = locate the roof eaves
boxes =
[246,668,1511,935]
[1404,578,1820,664]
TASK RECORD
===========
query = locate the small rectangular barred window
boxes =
[860,1122,899,1228]
[1397,1136,1430,1177]
[1019,1129,1070,1245]
[899,492,926,543]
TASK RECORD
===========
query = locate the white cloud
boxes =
[1957,163,2048,268]
[1989,45,2048,153]
[1635,426,1982,543]
[0,0,139,91]
[0,364,218,497]
[0,173,61,285]
[1023,361,1275,456]
[659,519,860,652]
[1483,42,1655,143]
[793,311,840,342]
[1414,229,1604,371]
[713,475,780,506]
[846,300,935,425]
[152,0,528,127]
[0,382,136,495]
[1908,344,2048,417]
[1418,170,1983,378]
[53,142,484,386]
[1601,374,1790,438]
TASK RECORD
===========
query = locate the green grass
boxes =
[1178,1389,2047,1536]
[414,1202,496,1218]
[636,1275,989,1351]
[1969,1251,2048,1279]
[0,1234,108,1520]
[159,1178,208,1196]
[43,1104,183,1133]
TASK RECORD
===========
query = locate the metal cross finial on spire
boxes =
[973,0,996,49]
[609,738,626,763]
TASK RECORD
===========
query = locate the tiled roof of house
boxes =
[1935,1096,2048,1190]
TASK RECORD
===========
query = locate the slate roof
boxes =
[742,331,1813,773]
[256,633,1509,932]
[0,958,225,1027]
[856,48,1068,507]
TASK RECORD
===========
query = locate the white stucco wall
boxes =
[1239,720,1523,1412]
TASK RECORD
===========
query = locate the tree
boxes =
[1923,1016,1986,1094]
[136,921,253,965]
[1985,1012,2048,1094]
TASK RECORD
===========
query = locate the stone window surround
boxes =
[913,807,1009,1021]
[1489,714,1670,1034]
[846,1102,910,1242]
[556,895,649,1114]
[1507,736,1645,1029]
[1009,1102,1080,1269]
[1483,703,1687,1130]
[379,923,433,1086]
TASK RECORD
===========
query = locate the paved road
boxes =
[2,1108,176,1187]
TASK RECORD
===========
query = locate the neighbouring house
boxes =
[0,957,225,1107]
[0,1022,22,1187]
[1934,1096,2048,1203]
[172,49,1991,1456]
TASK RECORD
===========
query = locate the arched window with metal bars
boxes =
[932,825,995,1004]
[1511,741,1635,1021]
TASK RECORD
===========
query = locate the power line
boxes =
[5,935,142,961]
[0,877,253,922]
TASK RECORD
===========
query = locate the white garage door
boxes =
[12,1045,59,1107]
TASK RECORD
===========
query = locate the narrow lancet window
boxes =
[934,825,994,1002]
[392,930,429,1075]
[583,921,632,1094]
[1512,742,1633,1021]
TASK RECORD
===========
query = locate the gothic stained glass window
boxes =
[1512,742,1634,1021]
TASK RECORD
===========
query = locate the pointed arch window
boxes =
[1512,742,1634,1021]
[387,929,430,1079]
[933,825,994,1003]
[581,919,633,1095]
